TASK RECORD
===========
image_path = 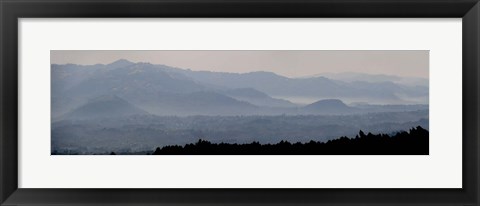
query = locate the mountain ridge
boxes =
[51,60,429,118]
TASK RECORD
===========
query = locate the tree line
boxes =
[149,126,428,155]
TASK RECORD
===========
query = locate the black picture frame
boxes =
[1,0,479,205]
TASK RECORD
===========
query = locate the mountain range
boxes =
[51,59,429,119]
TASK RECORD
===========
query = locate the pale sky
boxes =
[51,50,429,78]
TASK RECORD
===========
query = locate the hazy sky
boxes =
[51,50,429,78]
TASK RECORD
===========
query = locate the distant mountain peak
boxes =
[308,99,348,107]
[111,58,132,63]
[303,99,357,114]
[61,95,147,120]
[108,59,135,68]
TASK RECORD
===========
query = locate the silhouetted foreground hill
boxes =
[150,126,428,155]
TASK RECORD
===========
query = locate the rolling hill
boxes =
[60,95,148,120]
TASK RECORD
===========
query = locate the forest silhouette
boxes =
[150,126,429,155]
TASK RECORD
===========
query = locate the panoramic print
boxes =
[51,50,429,155]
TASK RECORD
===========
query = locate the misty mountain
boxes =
[51,61,205,117]
[51,59,136,92]
[136,61,428,104]
[60,95,148,120]
[303,99,358,114]
[52,59,429,118]
[221,88,297,108]
[108,59,135,68]
[64,62,205,99]
[167,68,428,105]
[136,91,260,116]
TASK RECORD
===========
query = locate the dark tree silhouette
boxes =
[151,126,429,155]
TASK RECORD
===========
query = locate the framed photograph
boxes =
[1,0,479,205]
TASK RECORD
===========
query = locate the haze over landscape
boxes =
[51,51,429,155]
